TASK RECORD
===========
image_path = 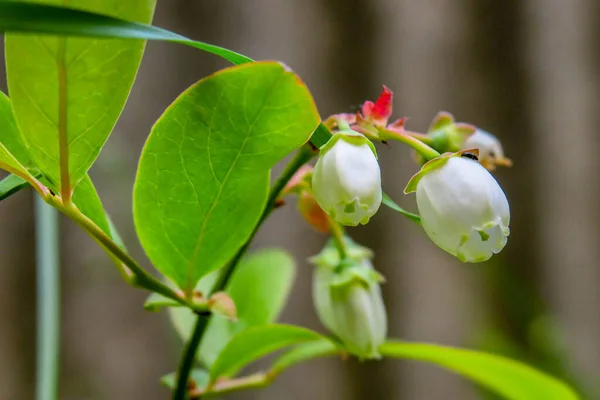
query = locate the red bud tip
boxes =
[360,86,393,126]
[372,85,393,122]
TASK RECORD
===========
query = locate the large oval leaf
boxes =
[380,341,579,400]
[133,61,320,290]
[210,324,325,380]
[5,0,155,191]
[169,248,296,367]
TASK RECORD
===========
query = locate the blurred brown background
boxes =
[1,0,599,399]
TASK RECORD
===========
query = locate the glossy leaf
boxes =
[380,341,579,400]
[0,2,335,150]
[0,1,252,66]
[271,339,341,375]
[5,0,155,191]
[210,324,324,380]
[382,192,421,224]
[170,249,296,367]
[134,62,320,290]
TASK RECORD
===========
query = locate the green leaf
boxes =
[210,324,325,380]
[72,174,112,236]
[380,341,579,400]
[0,2,335,152]
[5,0,156,192]
[271,339,341,375]
[0,141,32,180]
[0,91,35,170]
[0,92,39,201]
[169,249,296,367]
[199,249,296,366]
[160,369,209,390]
[382,192,421,224]
[133,62,320,290]
[0,174,31,201]
[0,92,34,180]
[0,1,252,66]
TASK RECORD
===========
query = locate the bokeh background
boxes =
[1,0,599,399]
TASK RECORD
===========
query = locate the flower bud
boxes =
[311,238,387,359]
[298,190,329,233]
[312,131,382,226]
[461,128,512,170]
[405,152,510,262]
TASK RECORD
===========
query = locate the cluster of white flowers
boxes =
[311,127,510,263]
[309,123,510,356]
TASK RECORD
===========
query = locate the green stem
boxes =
[173,314,209,400]
[172,143,318,399]
[35,195,60,400]
[326,215,348,259]
[404,129,435,145]
[46,195,184,304]
[188,342,343,398]
[381,128,440,160]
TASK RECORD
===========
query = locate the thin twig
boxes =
[172,143,318,399]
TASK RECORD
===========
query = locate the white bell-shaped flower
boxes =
[462,128,512,170]
[407,154,510,262]
[312,132,382,226]
[311,237,387,359]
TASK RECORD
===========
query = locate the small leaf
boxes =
[380,341,579,400]
[271,339,341,375]
[134,62,319,290]
[381,193,421,224]
[5,0,156,191]
[170,248,296,367]
[209,292,237,321]
[160,368,209,391]
[210,324,325,380]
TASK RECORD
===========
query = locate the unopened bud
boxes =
[311,237,387,359]
[298,190,329,233]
